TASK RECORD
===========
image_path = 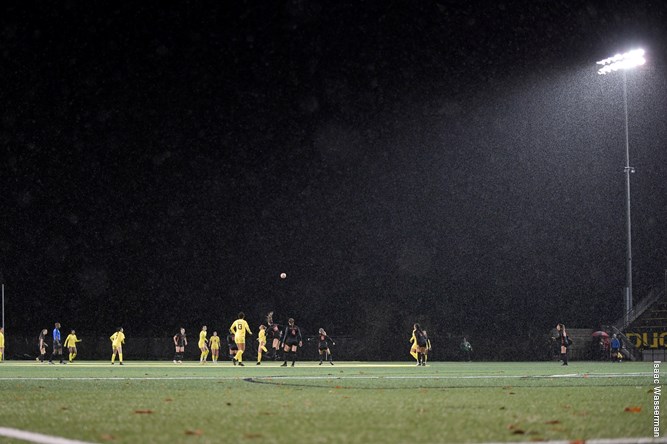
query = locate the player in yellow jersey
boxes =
[63,330,82,362]
[256,325,268,365]
[409,329,419,363]
[229,312,252,366]
[110,327,125,365]
[209,331,221,362]
[0,327,4,363]
[198,326,209,364]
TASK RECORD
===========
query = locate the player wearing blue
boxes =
[49,322,66,364]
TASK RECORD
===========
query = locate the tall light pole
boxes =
[596,48,646,326]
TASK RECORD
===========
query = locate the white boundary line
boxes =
[483,439,667,444]
[0,427,95,444]
[0,372,651,381]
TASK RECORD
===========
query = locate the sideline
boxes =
[0,427,95,444]
[0,372,649,382]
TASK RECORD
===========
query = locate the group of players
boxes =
[174,312,336,367]
[27,316,434,367]
[34,323,126,365]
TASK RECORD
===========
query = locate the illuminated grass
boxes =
[0,361,657,443]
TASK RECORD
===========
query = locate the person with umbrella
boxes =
[592,330,610,360]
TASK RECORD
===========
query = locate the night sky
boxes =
[3,2,667,347]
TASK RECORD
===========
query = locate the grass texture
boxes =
[0,360,658,443]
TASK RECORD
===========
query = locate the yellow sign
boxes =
[626,332,667,349]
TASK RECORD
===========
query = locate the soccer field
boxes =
[0,360,660,443]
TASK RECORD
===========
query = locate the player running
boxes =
[229,312,252,366]
[227,333,238,364]
[317,328,335,366]
[256,325,268,365]
[173,327,187,364]
[280,318,302,367]
[209,331,221,363]
[409,328,419,363]
[198,326,209,364]
[110,327,125,365]
[63,329,82,363]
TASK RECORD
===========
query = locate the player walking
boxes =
[49,322,65,365]
[110,327,125,365]
[209,331,221,363]
[37,329,48,362]
[63,329,82,363]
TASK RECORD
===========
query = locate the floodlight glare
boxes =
[594,47,648,327]
[596,48,646,75]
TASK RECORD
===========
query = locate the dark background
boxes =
[2,1,667,358]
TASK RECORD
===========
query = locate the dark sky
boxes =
[3,1,667,342]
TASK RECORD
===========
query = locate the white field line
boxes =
[0,427,95,444]
[483,439,667,444]
[0,372,651,381]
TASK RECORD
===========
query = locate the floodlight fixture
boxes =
[594,47,647,327]
[596,49,645,75]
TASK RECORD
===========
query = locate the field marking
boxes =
[0,372,651,382]
[0,427,95,444]
[484,439,667,444]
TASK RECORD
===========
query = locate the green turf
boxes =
[0,360,659,443]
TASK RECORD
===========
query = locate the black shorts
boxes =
[318,345,329,351]
[284,338,299,347]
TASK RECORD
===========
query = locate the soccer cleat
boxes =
[330,362,334,365]
[319,362,322,365]
[119,362,124,365]
[238,362,244,366]
[281,362,287,367]
[256,362,261,365]
[291,363,295,367]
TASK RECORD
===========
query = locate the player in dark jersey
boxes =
[227,333,239,365]
[280,318,302,367]
[413,323,428,366]
[173,327,187,364]
[317,328,335,366]
[37,329,48,362]
[266,312,282,360]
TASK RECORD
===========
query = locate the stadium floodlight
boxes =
[595,48,646,327]
[596,48,645,75]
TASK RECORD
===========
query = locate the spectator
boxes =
[610,334,621,362]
